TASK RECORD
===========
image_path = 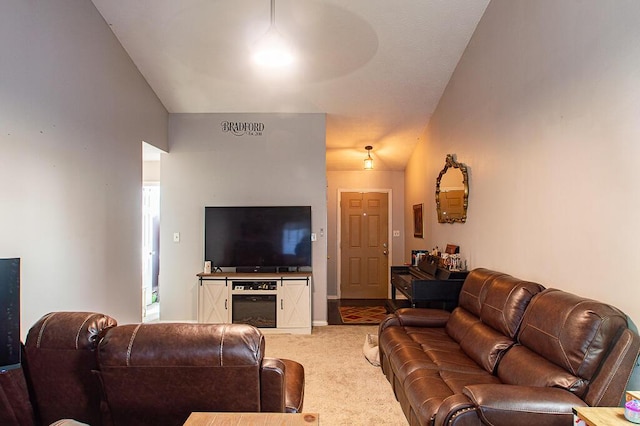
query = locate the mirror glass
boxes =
[435,154,469,223]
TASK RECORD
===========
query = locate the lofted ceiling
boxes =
[92,0,489,171]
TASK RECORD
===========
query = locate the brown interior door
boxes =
[340,192,389,299]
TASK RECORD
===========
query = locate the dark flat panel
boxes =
[0,258,20,369]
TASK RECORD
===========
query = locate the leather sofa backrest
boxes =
[496,345,587,394]
[479,274,545,338]
[24,312,117,426]
[97,322,265,426]
[518,289,628,380]
[497,288,632,399]
[456,268,508,317]
[446,269,545,373]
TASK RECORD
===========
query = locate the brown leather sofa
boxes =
[379,268,640,426]
[0,362,36,426]
[2,312,304,426]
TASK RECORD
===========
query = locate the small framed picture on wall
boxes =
[413,204,423,238]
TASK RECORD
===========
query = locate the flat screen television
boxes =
[205,206,312,271]
[0,258,20,370]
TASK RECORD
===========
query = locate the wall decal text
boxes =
[221,121,265,136]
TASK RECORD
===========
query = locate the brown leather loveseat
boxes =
[379,268,640,426]
[3,312,304,426]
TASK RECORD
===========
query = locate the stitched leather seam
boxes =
[126,324,142,367]
[36,313,55,349]
[75,314,93,350]
[220,324,227,366]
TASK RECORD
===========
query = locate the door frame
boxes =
[337,188,393,299]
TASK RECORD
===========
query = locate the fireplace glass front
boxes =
[232,294,277,328]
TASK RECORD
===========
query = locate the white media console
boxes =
[197,272,312,334]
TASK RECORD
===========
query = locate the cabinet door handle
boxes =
[225,299,228,310]
[281,299,284,310]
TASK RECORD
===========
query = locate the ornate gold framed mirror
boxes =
[435,154,469,223]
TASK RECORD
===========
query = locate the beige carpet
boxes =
[264,326,408,425]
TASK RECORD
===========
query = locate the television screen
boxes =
[0,258,20,370]
[205,206,312,270]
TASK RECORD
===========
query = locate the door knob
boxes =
[383,250,388,255]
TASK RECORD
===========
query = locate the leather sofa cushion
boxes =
[458,322,514,373]
[518,289,628,381]
[445,309,512,374]
[427,345,488,373]
[456,269,544,339]
[445,308,481,343]
[497,345,587,395]
[379,326,424,366]
[413,329,460,352]
[381,325,423,350]
[445,271,545,373]
[479,275,544,338]
[457,269,507,317]
[388,344,439,385]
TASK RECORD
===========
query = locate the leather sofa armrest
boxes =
[379,308,450,333]
[0,361,37,426]
[433,393,478,426]
[459,384,587,426]
[396,308,451,327]
[260,358,304,413]
[378,313,402,332]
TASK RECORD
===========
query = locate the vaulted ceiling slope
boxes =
[92,0,489,170]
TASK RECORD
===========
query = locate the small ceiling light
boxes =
[364,145,373,170]
[252,0,294,68]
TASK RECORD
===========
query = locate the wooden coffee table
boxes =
[573,407,628,426]
[183,412,319,425]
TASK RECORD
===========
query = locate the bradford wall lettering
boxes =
[221,121,265,136]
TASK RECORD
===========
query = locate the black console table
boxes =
[388,258,468,312]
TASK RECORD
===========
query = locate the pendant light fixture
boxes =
[364,145,373,170]
[252,0,294,68]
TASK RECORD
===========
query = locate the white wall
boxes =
[160,113,327,324]
[0,0,168,335]
[326,171,405,297]
[406,0,640,321]
[143,161,161,183]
